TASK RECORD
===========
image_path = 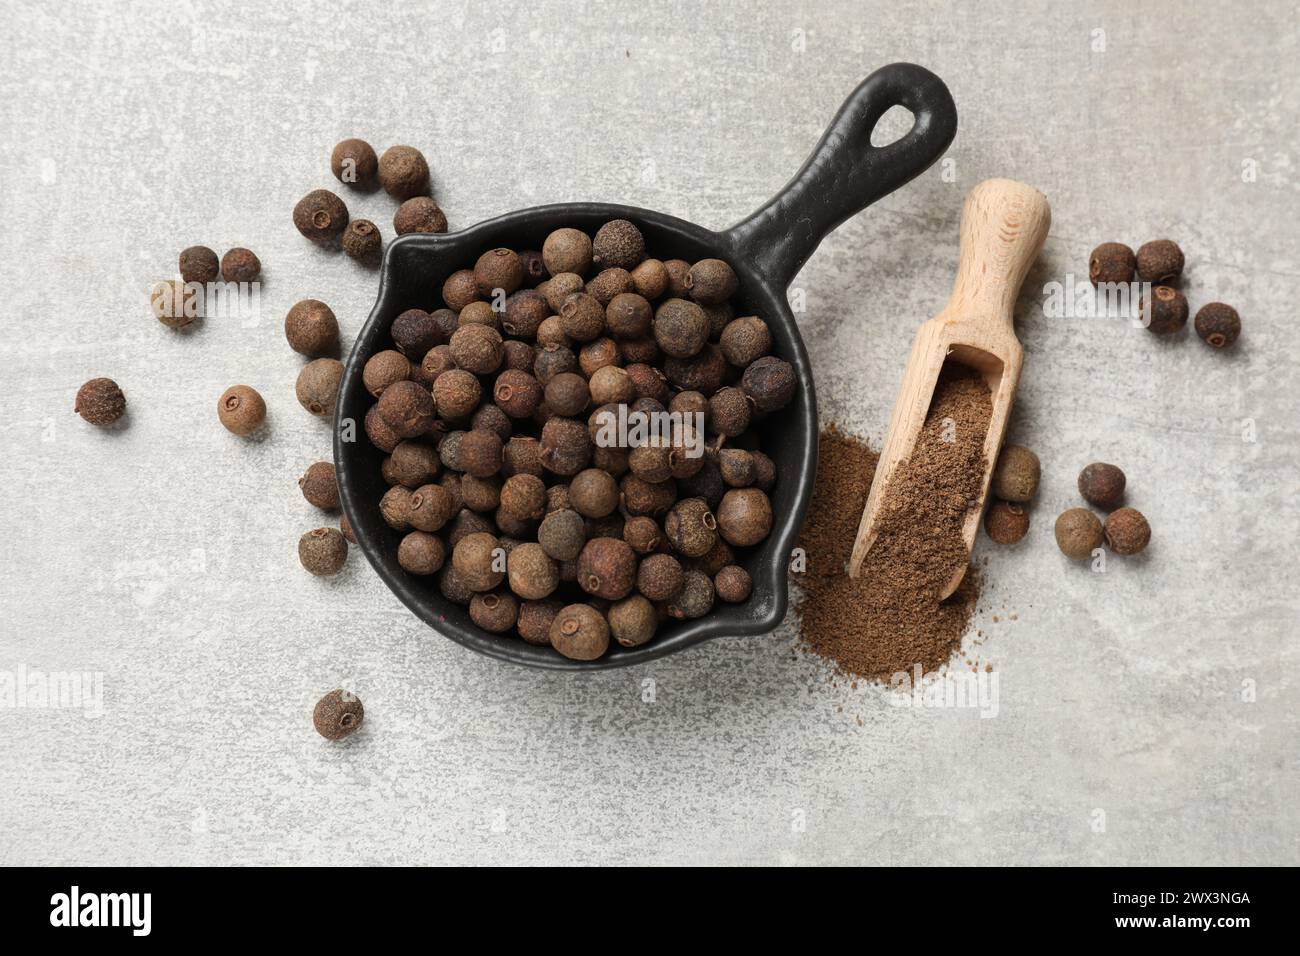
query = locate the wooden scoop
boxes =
[847,178,1050,598]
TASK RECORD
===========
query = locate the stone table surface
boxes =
[1,0,1296,865]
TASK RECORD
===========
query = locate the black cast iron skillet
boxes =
[335,62,957,670]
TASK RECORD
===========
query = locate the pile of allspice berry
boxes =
[356,219,794,660]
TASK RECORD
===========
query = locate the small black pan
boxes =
[335,62,957,670]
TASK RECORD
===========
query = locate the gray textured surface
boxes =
[1,0,1297,866]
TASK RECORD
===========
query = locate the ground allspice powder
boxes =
[796,367,991,682]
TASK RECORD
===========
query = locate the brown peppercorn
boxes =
[665,497,717,558]
[688,538,735,577]
[1104,507,1151,556]
[663,259,692,297]
[330,138,378,186]
[714,565,752,603]
[623,516,662,554]
[442,269,481,311]
[628,441,673,484]
[506,543,559,600]
[751,451,776,492]
[586,267,634,305]
[377,380,435,437]
[577,537,637,600]
[398,531,446,575]
[688,259,738,305]
[377,145,429,199]
[716,488,772,547]
[701,302,734,339]
[665,344,727,395]
[500,289,549,339]
[387,441,440,488]
[606,292,653,338]
[150,279,198,328]
[1141,286,1189,335]
[534,344,578,386]
[493,369,542,419]
[630,258,669,300]
[220,247,260,283]
[1077,462,1126,510]
[502,339,536,373]
[667,570,714,619]
[1055,508,1103,560]
[452,531,505,592]
[540,416,593,475]
[363,350,411,397]
[653,299,709,358]
[447,507,492,548]
[549,604,609,661]
[1194,302,1241,349]
[542,228,593,276]
[578,338,620,378]
[458,429,504,477]
[439,565,474,605]
[544,372,590,417]
[460,474,501,512]
[392,308,444,359]
[637,553,684,601]
[1089,242,1135,285]
[179,245,219,285]
[588,366,634,407]
[559,291,606,342]
[218,384,266,435]
[299,461,339,510]
[741,356,796,413]
[991,445,1040,503]
[608,595,657,648]
[365,405,402,452]
[503,435,544,478]
[517,599,562,645]
[499,474,545,521]
[285,299,340,357]
[299,527,348,576]
[1136,239,1184,284]
[379,485,415,530]
[313,689,363,740]
[459,301,500,329]
[621,364,668,404]
[718,449,756,488]
[449,324,503,376]
[708,387,750,438]
[621,473,678,517]
[432,370,481,421]
[619,336,659,365]
[75,377,126,426]
[592,219,645,271]
[470,590,519,633]
[677,458,724,509]
[393,196,447,235]
[471,402,511,442]
[293,189,349,243]
[408,483,455,532]
[538,509,586,561]
[719,316,771,367]
[342,219,381,261]
[474,248,524,297]
[984,501,1029,545]
[570,468,619,518]
[541,272,585,314]
[517,249,547,286]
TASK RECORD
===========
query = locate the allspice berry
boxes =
[653,299,709,358]
[589,366,635,406]
[507,543,559,600]
[549,604,610,661]
[1104,507,1150,556]
[623,515,661,554]
[592,219,645,271]
[741,357,796,413]
[708,387,750,438]
[542,228,593,276]
[719,316,771,367]
[363,350,412,397]
[221,248,261,283]
[450,324,504,375]
[75,377,126,426]
[688,259,738,305]
[667,570,714,619]
[452,532,505,592]
[500,474,546,520]
[502,290,549,339]
[1136,239,1184,284]
[391,308,443,358]
[517,599,562,646]
[1078,462,1126,509]
[1194,302,1241,349]
[1141,286,1189,335]
[538,509,586,561]
[637,553,684,602]
[569,468,619,518]
[387,441,440,488]
[663,259,692,297]
[984,501,1029,545]
[606,292,653,338]
[457,429,503,477]
[313,689,364,740]
[393,196,448,235]
[299,461,339,510]
[285,299,340,357]
[714,565,752,603]
[293,189,349,243]
[398,531,446,575]
[991,445,1040,503]
[377,380,435,437]
[179,245,220,285]
[586,267,634,305]
[718,448,756,487]
[559,292,606,342]
[365,405,401,452]
[540,416,592,476]
[331,138,378,187]
[377,144,430,199]
[493,369,543,419]
[432,369,481,421]
[630,259,669,300]
[342,219,381,261]
[442,269,481,311]
[218,384,266,435]
[474,248,524,297]
[545,372,590,417]
[665,497,718,558]
[299,527,348,576]
[1088,242,1135,285]
[716,488,772,547]
[408,483,455,532]
[151,279,198,328]
[1054,508,1103,560]
[608,595,657,648]
[380,486,415,530]
[470,591,519,633]
[576,537,637,600]
[541,272,585,314]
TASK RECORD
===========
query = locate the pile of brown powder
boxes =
[796,366,992,681]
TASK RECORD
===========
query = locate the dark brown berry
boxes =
[663,259,692,297]
[432,369,481,420]
[542,228,593,276]
[293,189,349,243]
[1089,242,1135,285]
[653,299,708,358]
[502,339,536,372]
[518,249,547,286]
[392,308,444,358]
[559,291,605,342]
[299,461,339,510]
[576,537,636,600]
[621,473,677,517]
[517,599,562,646]
[623,516,661,554]
[741,356,796,412]
[393,196,447,235]
[578,338,620,378]
[221,248,261,283]
[570,468,619,518]
[449,324,503,375]
[991,445,1040,503]
[714,565,752,603]
[608,594,657,648]
[296,360,343,418]
[534,344,578,386]
[474,248,524,297]
[1141,285,1189,335]
[664,344,727,395]
[1194,302,1241,349]
[439,565,474,605]
[1104,507,1150,556]
[540,416,593,476]
[285,299,340,357]
[1136,239,1184,284]
[719,316,771,367]
[628,441,673,484]
[688,538,735,577]
[492,369,542,419]
[460,473,501,512]
[452,531,505,592]
[330,137,377,186]
[541,272,585,313]
[498,474,544,521]
[665,497,717,558]
[605,292,653,338]
[377,380,435,437]
[458,429,503,477]
[75,377,126,426]
[398,531,446,575]
[700,302,733,339]
[299,527,348,576]
[219,384,266,435]
[751,451,776,492]
[470,590,519,633]
[592,220,645,271]
[1078,462,1126,509]
[550,604,609,661]
[538,509,586,561]
[365,405,401,452]
[545,372,590,417]
[588,367,634,407]
[619,336,659,365]
[342,219,381,261]
[718,449,756,487]
[363,350,411,397]
[501,289,549,338]
[637,553,684,601]
[151,279,198,328]
[667,570,714,619]
[688,259,738,305]
[507,543,559,600]
[387,441,440,488]
[1055,508,1103,560]
[630,259,669,300]
[380,485,415,530]
[708,387,750,437]
[179,245,219,285]
[442,269,481,311]
[716,488,772,546]
[378,145,429,199]
[313,689,363,740]
[503,435,544,478]
[984,501,1029,545]
[586,267,634,305]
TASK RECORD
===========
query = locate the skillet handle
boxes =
[725,63,957,290]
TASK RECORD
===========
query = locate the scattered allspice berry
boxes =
[991,445,1040,502]
[1194,302,1241,349]
[1054,508,1103,560]
[150,279,198,328]
[75,377,126,426]
[330,138,378,187]
[1078,462,1126,510]
[393,196,447,235]
[312,689,363,740]
[1104,507,1150,556]
[293,189,349,244]
[1136,239,1184,284]
[179,245,220,285]
[285,299,339,357]
[984,501,1029,545]
[377,145,430,200]
[1141,286,1189,335]
[299,461,339,510]
[220,247,261,283]
[1088,241,1135,285]
[342,219,381,262]
[218,384,266,436]
[299,527,348,576]
[296,359,344,418]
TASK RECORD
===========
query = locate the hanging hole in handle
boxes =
[869,105,917,148]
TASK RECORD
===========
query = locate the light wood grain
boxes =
[847,179,1050,598]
